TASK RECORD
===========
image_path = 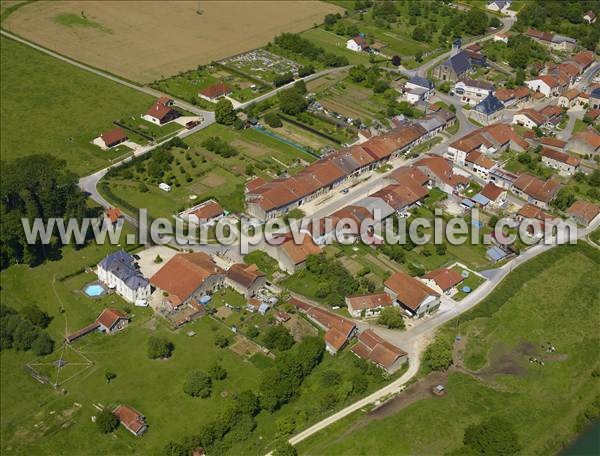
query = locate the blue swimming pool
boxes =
[84,284,105,297]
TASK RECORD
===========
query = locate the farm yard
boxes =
[151,63,270,110]
[0,36,154,175]
[3,0,344,83]
[298,242,600,455]
[101,124,316,218]
[0,235,400,455]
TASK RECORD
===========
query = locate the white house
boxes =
[512,109,546,129]
[486,0,512,14]
[384,271,440,318]
[525,75,563,98]
[346,35,369,52]
[97,251,151,304]
[540,147,580,176]
[493,32,509,44]
[454,78,494,106]
[404,76,435,105]
[583,10,597,24]
[345,293,393,318]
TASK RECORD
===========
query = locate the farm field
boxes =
[102,124,316,218]
[0,36,153,175]
[298,242,600,455]
[4,0,344,83]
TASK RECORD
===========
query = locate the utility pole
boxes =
[196,0,203,15]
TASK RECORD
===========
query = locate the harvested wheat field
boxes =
[4,0,343,83]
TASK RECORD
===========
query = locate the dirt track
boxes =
[5,0,343,83]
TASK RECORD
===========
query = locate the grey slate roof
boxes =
[552,34,576,44]
[353,197,395,221]
[443,50,471,75]
[591,88,600,99]
[474,94,504,115]
[99,251,149,290]
[408,76,434,90]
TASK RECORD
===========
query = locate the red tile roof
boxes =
[146,102,176,121]
[199,82,232,99]
[280,234,320,265]
[567,200,600,224]
[105,207,123,224]
[226,263,264,289]
[539,137,567,149]
[540,147,580,167]
[384,271,439,311]
[191,200,224,220]
[423,268,464,291]
[96,308,127,330]
[513,174,561,203]
[480,183,505,201]
[346,293,392,311]
[150,253,224,306]
[351,329,407,371]
[101,127,127,147]
[113,405,146,435]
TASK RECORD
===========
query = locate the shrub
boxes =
[183,369,212,398]
[97,408,118,434]
[147,336,174,359]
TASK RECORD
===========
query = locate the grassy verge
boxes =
[297,242,600,455]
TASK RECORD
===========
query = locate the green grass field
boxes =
[1,236,400,455]
[0,36,154,175]
[298,242,600,455]
[299,28,371,65]
[103,123,316,218]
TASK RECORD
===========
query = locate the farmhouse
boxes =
[525,75,565,98]
[346,35,369,52]
[540,147,580,175]
[272,233,320,273]
[99,127,128,149]
[150,252,225,309]
[245,122,429,220]
[447,123,528,165]
[470,94,504,126]
[351,329,408,374]
[454,78,494,106]
[512,174,561,209]
[486,0,512,14]
[566,200,600,226]
[143,98,179,125]
[290,298,356,354]
[493,32,509,44]
[489,167,519,189]
[517,203,557,236]
[583,10,597,24]
[525,28,576,51]
[539,137,567,151]
[374,171,429,214]
[182,199,225,227]
[422,268,464,295]
[404,76,435,104]
[199,82,233,101]
[225,263,266,298]
[113,405,147,436]
[97,251,151,304]
[345,292,393,318]
[558,89,582,109]
[464,150,497,180]
[414,155,469,195]
[568,130,600,155]
[479,182,507,207]
[384,271,440,318]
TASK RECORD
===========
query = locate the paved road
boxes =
[287,216,600,448]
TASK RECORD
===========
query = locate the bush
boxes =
[97,408,118,434]
[264,112,283,128]
[183,369,212,398]
[377,307,405,329]
[262,325,294,351]
[21,305,51,328]
[31,333,54,356]
[201,136,239,158]
[423,336,453,372]
[214,334,230,348]
[147,336,174,359]
[209,363,227,380]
